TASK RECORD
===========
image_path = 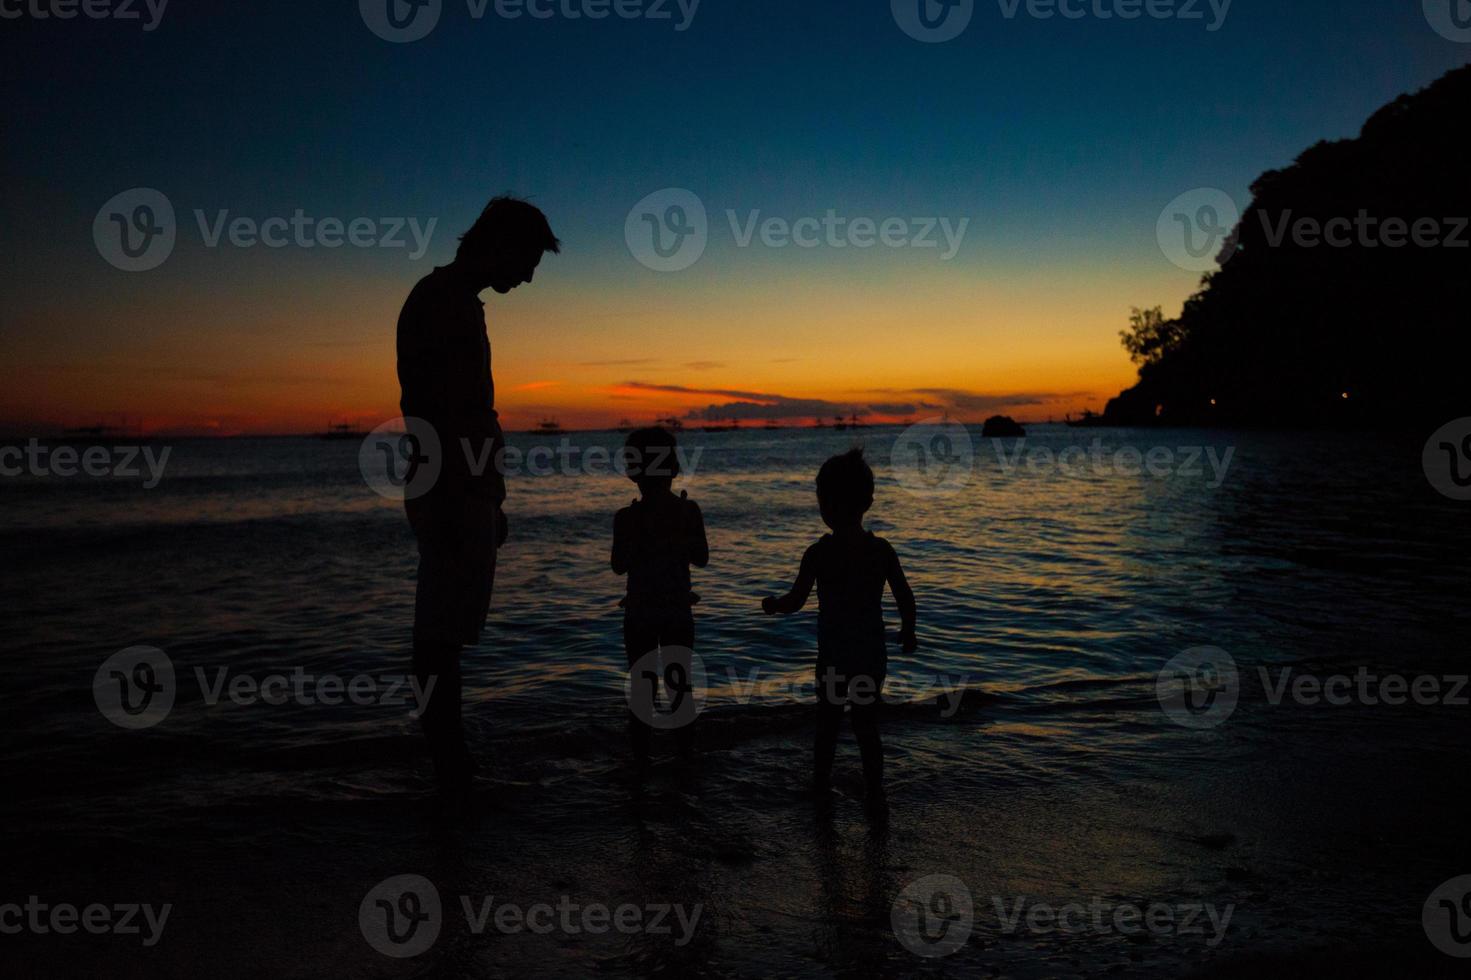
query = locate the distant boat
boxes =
[616,418,634,432]
[833,416,848,431]
[532,419,566,436]
[1064,410,1107,428]
[702,417,740,433]
[847,413,869,429]
[763,420,782,431]
[656,417,684,433]
[812,417,826,429]
[318,422,366,441]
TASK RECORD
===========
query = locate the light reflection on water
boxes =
[1,425,1463,815]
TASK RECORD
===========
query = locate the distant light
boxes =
[1209,398,1217,406]
[1341,392,1349,400]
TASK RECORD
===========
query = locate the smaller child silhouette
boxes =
[612,426,708,758]
[763,448,916,801]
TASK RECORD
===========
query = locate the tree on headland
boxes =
[1119,306,1183,368]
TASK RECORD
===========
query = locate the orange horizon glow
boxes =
[2,257,1170,437]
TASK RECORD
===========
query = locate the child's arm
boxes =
[683,494,709,569]
[611,506,632,575]
[886,544,918,652]
[762,543,818,615]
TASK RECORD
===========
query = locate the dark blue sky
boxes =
[2,0,1466,431]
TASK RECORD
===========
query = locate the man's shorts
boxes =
[407,493,498,647]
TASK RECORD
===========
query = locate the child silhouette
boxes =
[762,448,916,801]
[612,427,708,758]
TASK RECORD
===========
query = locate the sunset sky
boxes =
[2,1,1464,434]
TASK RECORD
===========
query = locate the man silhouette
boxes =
[396,196,560,788]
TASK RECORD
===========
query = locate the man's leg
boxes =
[412,637,467,781]
[409,501,472,785]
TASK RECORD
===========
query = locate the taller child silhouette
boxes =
[396,196,560,789]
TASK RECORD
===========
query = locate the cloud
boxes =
[619,381,1086,422]
[684,361,725,371]
[580,357,659,367]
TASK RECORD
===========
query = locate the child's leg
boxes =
[850,696,884,793]
[623,616,658,758]
[813,667,845,787]
[662,612,697,753]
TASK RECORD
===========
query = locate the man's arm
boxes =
[446,330,506,504]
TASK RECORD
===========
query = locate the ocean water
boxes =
[2,425,1467,977]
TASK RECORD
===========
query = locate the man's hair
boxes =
[457,196,561,259]
[622,426,681,482]
[816,447,874,522]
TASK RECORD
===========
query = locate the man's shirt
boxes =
[396,266,506,503]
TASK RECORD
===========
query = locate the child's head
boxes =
[622,426,681,493]
[816,447,874,529]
